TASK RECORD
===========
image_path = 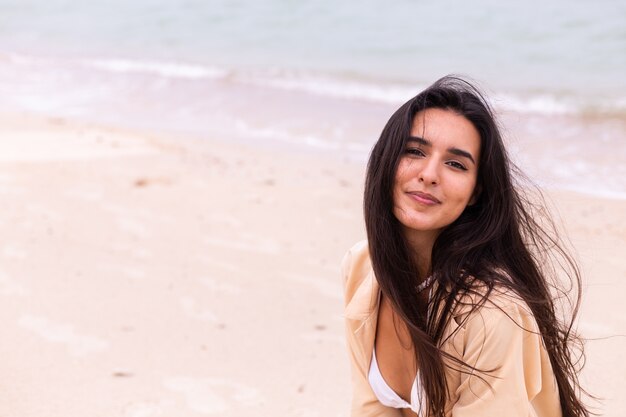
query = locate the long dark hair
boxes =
[364,75,590,417]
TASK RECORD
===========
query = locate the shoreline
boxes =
[3,49,626,117]
[3,106,625,201]
[0,111,624,416]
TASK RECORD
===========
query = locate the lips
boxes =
[407,191,441,205]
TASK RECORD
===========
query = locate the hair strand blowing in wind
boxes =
[364,75,592,417]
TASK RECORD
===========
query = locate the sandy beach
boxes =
[0,112,624,416]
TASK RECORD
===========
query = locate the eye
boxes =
[446,160,468,171]
[405,147,425,157]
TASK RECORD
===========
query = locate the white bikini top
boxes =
[368,346,427,415]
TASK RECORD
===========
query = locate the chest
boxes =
[374,296,419,409]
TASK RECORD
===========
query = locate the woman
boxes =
[341,76,590,417]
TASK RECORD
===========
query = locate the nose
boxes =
[418,158,439,185]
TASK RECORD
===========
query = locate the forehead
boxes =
[410,108,481,156]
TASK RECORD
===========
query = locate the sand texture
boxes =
[0,113,623,416]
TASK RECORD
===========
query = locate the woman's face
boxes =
[393,108,481,242]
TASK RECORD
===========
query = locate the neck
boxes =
[403,228,439,279]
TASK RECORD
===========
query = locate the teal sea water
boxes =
[1,0,625,196]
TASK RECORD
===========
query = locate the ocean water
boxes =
[0,0,625,196]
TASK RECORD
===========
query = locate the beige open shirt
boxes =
[342,241,562,417]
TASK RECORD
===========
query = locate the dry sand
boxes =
[0,112,623,416]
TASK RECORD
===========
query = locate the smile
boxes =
[406,191,441,205]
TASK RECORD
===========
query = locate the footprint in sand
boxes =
[64,187,103,203]
[198,277,241,295]
[97,263,146,280]
[578,320,618,338]
[327,208,354,220]
[283,273,342,300]
[180,296,219,322]
[0,184,26,196]
[0,269,27,295]
[116,217,151,238]
[18,315,109,356]
[290,408,323,417]
[104,204,174,223]
[121,401,175,417]
[162,377,263,414]
[203,233,281,255]
[26,203,63,221]
[121,266,147,279]
[0,173,13,183]
[196,255,241,273]
[206,213,243,229]
[299,331,345,346]
[2,244,27,260]
[110,242,152,259]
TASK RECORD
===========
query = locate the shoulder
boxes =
[447,280,558,415]
[340,240,371,301]
[340,240,370,284]
[452,280,539,341]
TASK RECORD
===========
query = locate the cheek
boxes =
[450,178,478,206]
[394,159,411,183]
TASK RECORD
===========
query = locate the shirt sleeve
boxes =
[452,300,549,417]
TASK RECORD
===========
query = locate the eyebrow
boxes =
[407,136,476,164]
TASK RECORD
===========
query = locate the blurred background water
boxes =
[0,0,625,196]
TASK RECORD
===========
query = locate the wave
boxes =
[4,52,625,117]
[81,58,229,80]
[3,52,229,80]
[230,119,370,154]
[242,71,421,105]
[247,72,626,117]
